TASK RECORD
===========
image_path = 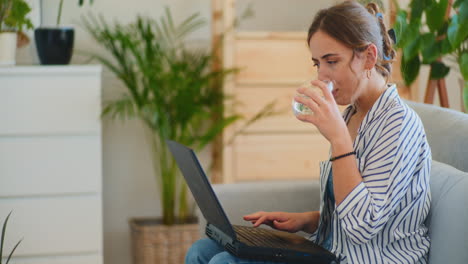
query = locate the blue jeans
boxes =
[185,238,286,264]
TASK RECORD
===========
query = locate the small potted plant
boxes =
[0,0,33,65]
[34,0,93,65]
[0,212,22,264]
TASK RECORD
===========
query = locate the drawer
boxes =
[0,74,101,135]
[233,134,330,181]
[0,195,102,256]
[0,136,101,196]
[235,33,317,83]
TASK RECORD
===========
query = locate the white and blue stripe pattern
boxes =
[311,85,431,264]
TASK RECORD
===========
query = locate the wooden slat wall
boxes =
[215,0,329,183]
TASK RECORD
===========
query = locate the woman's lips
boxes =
[332,89,338,97]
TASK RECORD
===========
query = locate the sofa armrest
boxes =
[197,180,321,237]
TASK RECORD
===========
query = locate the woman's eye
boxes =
[327,61,337,65]
[313,63,319,68]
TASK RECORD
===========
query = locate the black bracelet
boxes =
[329,151,356,162]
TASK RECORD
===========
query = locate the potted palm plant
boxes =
[0,0,33,65]
[34,0,93,65]
[393,0,468,111]
[82,7,276,264]
[0,212,22,264]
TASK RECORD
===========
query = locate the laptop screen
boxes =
[167,140,236,238]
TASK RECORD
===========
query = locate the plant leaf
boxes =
[393,10,408,49]
[420,33,439,63]
[439,33,454,55]
[1,211,13,263]
[459,0,468,22]
[399,20,421,54]
[401,54,421,85]
[403,36,421,63]
[425,0,448,33]
[409,0,425,21]
[429,61,450,80]
[454,0,463,8]
[5,238,22,264]
[459,52,468,81]
[448,14,468,49]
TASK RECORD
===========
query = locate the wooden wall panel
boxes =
[232,134,329,182]
[234,85,318,133]
[235,32,316,84]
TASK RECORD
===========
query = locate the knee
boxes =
[185,238,222,264]
[208,251,238,264]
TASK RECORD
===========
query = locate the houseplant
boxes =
[34,0,93,65]
[0,212,22,264]
[393,0,468,111]
[0,0,33,65]
[82,8,275,263]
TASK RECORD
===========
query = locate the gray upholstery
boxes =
[426,160,468,263]
[406,101,468,172]
[198,180,320,237]
[197,102,468,263]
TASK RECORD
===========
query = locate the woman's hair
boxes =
[307,1,396,78]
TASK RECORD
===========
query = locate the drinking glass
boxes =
[292,80,334,116]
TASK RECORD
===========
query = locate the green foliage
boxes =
[82,8,277,225]
[0,212,22,264]
[393,0,468,87]
[0,0,33,32]
[425,0,448,32]
[56,0,93,26]
[401,54,421,85]
[460,52,468,80]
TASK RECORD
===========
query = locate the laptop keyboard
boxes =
[234,225,295,249]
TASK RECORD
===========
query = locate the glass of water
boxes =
[292,80,334,116]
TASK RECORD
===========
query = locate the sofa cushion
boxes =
[427,160,468,263]
[406,101,468,172]
[197,180,320,237]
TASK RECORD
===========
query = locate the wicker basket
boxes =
[130,218,200,264]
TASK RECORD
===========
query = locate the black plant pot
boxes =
[35,27,74,65]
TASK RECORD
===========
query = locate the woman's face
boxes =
[308,30,367,106]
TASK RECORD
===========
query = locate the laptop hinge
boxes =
[206,223,237,247]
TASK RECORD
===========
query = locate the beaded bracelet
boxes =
[329,151,356,162]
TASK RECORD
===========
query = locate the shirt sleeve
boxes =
[335,106,428,245]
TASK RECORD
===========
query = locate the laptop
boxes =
[167,140,338,264]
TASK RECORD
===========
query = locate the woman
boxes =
[186,1,431,263]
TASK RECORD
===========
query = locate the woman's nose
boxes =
[317,69,329,82]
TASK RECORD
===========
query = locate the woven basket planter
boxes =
[130,217,200,264]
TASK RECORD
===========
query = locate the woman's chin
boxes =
[335,97,351,106]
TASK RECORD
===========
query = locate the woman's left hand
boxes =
[294,80,348,144]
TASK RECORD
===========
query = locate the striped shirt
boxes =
[311,85,432,263]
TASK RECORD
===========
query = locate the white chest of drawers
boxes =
[0,65,103,264]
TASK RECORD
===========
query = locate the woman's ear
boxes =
[364,44,378,70]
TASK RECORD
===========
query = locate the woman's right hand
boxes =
[243,211,320,234]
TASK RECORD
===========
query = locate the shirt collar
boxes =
[342,83,400,133]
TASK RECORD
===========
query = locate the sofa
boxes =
[198,101,468,263]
